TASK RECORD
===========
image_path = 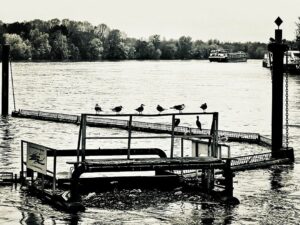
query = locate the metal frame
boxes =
[77,112,219,162]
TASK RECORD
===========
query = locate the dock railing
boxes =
[14,109,271,147]
[78,112,220,162]
[230,152,272,168]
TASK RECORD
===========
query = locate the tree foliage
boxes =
[49,31,69,60]
[296,17,300,50]
[2,18,293,61]
[103,29,127,60]
[177,36,193,59]
[4,33,31,60]
[29,29,51,59]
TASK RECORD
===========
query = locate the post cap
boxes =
[275,17,283,28]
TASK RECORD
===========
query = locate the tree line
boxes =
[0,18,297,61]
[296,17,300,50]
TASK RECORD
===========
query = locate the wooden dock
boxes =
[18,111,294,210]
[20,111,239,208]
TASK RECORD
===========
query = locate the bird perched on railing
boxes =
[196,116,202,130]
[135,104,145,114]
[112,106,123,114]
[174,118,180,127]
[95,104,102,114]
[200,103,207,112]
[156,105,166,114]
[170,104,185,113]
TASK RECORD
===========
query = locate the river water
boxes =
[0,60,299,224]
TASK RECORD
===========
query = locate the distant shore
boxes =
[2,58,263,63]
[0,19,268,61]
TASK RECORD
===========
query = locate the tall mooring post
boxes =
[1,44,10,116]
[268,18,289,158]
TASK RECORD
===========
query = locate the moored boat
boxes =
[284,50,300,72]
[262,53,272,68]
[263,50,300,73]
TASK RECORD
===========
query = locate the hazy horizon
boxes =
[0,0,299,42]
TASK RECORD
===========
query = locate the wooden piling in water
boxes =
[1,44,10,116]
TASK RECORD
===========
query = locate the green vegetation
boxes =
[1,18,296,61]
[296,17,300,50]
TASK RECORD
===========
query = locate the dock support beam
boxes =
[210,113,219,158]
[224,159,233,198]
[170,115,175,158]
[127,115,132,159]
[1,44,10,116]
[268,18,289,158]
[81,115,87,162]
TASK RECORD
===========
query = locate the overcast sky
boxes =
[0,0,299,42]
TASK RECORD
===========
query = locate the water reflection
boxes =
[269,165,294,192]
[270,168,284,191]
[186,202,236,225]
[200,204,215,225]
[68,215,80,225]
[0,116,14,168]
[261,165,300,224]
[20,212,45,225]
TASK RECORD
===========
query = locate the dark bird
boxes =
[95,104,102,114]
[200,103,207,112]
[170,104,185,113]
[112,106,123,114]
[156,105,166,114]
[196,116,202,130]
[135,104,145,114]
[174,118,180,127]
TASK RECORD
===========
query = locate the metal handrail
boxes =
[230,152,272,167]
[18,109,263,144]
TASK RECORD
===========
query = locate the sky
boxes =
[0,0,299,42]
